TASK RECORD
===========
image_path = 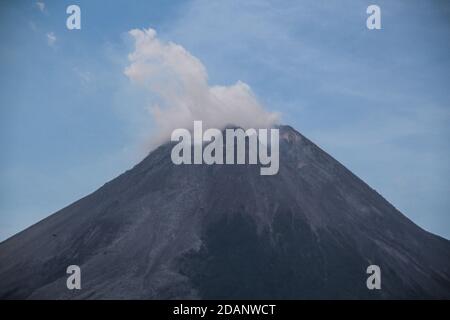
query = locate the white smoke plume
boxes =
[124,28,279,146]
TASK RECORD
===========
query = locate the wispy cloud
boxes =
[46,32,56,46]
[28,21,38,32]
[73,67,93,85]
[36,1,45,13]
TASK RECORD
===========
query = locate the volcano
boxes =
[0,125,449,299]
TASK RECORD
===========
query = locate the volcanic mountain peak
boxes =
[0,125,449,299]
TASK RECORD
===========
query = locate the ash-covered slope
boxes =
[0,125,449,299]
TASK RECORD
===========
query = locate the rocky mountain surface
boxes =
[1,125,449,299]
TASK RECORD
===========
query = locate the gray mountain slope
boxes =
[0,125,449,299]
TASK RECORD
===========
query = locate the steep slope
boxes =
[0,125,449,299]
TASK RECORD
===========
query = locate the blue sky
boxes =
[1,0,449,241]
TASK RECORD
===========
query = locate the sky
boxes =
[0,0,449,241]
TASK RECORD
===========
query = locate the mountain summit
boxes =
[1,125,449,299]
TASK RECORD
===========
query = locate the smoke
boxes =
[124,28,279,146]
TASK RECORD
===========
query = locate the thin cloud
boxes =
[46,32,56,46]
[36,2,45,13]
[73,67,93,85]
[29,21,38,32]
